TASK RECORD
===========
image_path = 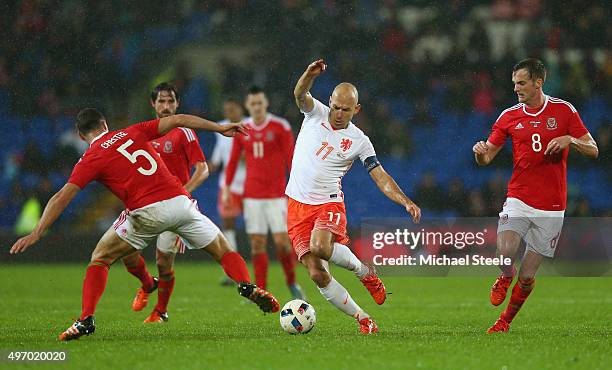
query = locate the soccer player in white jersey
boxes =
[210,98,247,285]
[288,59,421,334]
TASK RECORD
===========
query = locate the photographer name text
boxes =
[372,254,511,266]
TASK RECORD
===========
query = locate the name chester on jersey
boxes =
[101,132,128,149]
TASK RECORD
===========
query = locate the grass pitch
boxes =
[0,263,610,370]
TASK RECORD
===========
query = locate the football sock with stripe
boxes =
[318,277,367,319]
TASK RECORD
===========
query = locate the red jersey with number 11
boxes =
[68,119,188,210]
[487,95,589,211]
[225,114,294,198]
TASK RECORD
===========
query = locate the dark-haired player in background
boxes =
[10,108,280,341]
[224,86,305,299]
[121,82,209,323]
[473,58,598,333]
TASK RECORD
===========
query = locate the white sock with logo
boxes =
[329,242,369,279]
[318,277,368,319]
[224,229,237,252]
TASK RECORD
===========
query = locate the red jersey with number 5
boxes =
[225,114,294,198]
[68,119,188,210]
[487,95,589,211]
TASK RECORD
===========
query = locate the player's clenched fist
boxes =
[305,59,326,77]
[473,141,489,154]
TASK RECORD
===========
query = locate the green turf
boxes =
[0,263,610,370]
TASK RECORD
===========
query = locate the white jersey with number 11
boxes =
[285,98,376,205]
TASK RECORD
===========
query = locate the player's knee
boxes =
[250,236,266,254]
[272,233,290,247]
[309,239,331,259]
[91,249,113,265]
[497,231,521,254]
[156,252,175,275]
[201,234,227,262]
[309,268,331,287]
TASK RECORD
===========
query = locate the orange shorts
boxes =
[287,198,350,260]
[217,189,243,218]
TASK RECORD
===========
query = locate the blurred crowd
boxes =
[1,0,610,231]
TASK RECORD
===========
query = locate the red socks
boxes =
[154,272,175,314]
[125,254,155,291]
[278,252,296,286]
[81,261,110,320]
[252,252,269,290]
[220,251,251,283]
[501,277,535,323]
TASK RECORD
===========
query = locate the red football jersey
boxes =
[487,95,589,211]
[68,119,188,210]
[150,127,205,185]
[225,114,294,198]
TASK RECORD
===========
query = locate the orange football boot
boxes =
[360,265,387,305]
[132,277,158,311]
[358,317,379,335]
[490,275,513,306]
[144,310,168,323]
[487,317,510,333]
[238,282,280,313]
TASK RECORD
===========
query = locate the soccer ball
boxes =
[279,299,316,334]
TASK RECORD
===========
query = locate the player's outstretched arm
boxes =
[369,166,421,224]
[9,183,80,254]
[544,133,598,158]
[158,114,249,138]
[294,59,326,113]
[473,140,502,166]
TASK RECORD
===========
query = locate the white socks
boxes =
[318,277,368,320]
[224,229,237,252]
[329,243,369,279]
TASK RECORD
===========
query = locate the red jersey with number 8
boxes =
[68,119,188,210]
[487,95,589,211]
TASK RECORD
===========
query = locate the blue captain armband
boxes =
[363,156,381,173]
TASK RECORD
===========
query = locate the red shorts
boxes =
[217,189,243,218]
[287,198,350,260]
